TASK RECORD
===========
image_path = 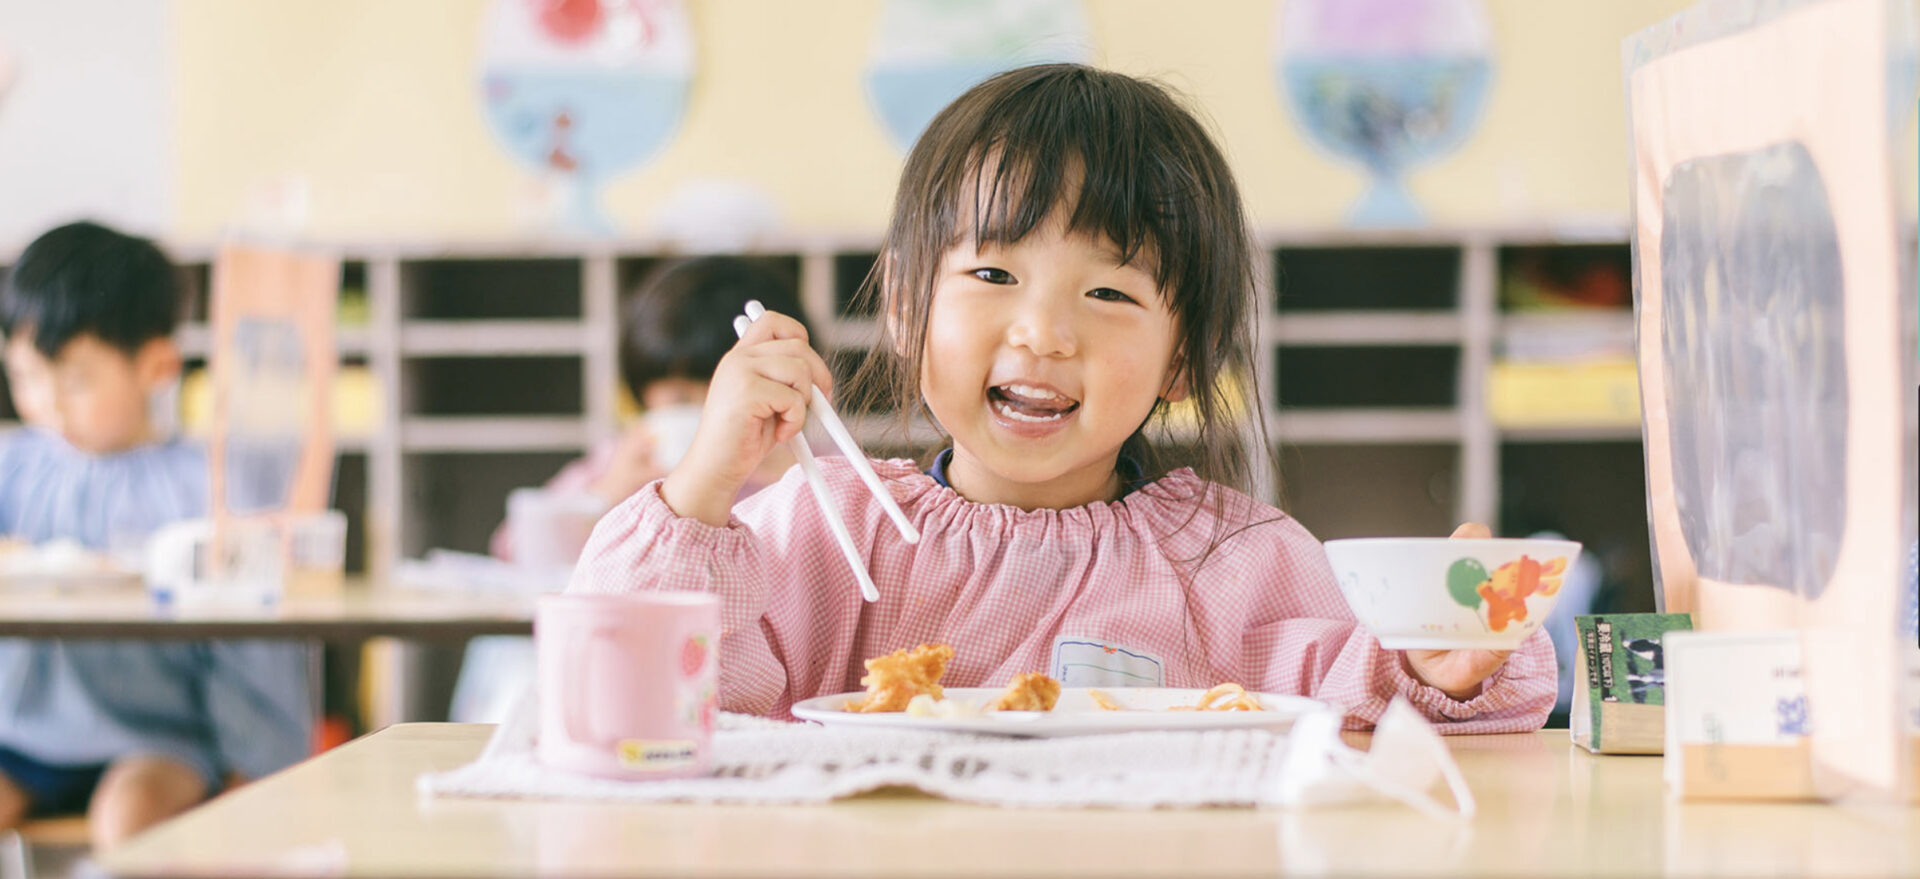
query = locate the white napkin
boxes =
[419,697,1475,814]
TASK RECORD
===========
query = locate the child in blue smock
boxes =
[0,222,310,849]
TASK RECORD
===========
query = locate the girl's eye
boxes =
[1087,287,1138,304]
[970,267,1015,285]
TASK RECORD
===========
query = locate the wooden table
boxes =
[0,581,537,726]
[0,582,533,641]
[98,724,1920,878]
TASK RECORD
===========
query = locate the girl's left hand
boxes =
[1403,522,1511,701]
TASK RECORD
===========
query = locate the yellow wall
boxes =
[177,0,1737,242]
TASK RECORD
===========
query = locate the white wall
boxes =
[0,0,172,251]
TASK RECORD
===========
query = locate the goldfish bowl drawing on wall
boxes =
[1323,537,1581,650]
[479,0,694,235]
[864,0,1091,151]
[1274,0,1494,227]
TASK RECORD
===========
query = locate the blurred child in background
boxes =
[0,221,311,849]
[450,255,810,722]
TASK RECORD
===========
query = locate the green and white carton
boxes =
[1571,613,1694,754]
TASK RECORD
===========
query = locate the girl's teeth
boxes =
[993,399,1067,423]
[1001,383,1067,402]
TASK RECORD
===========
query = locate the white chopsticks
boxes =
[732,300,919,603]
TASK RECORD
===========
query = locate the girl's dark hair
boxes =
[846,63,1272,553]
[1,221,182,358]
[620,256,809,401]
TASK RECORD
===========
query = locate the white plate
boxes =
[791,687,1332,737]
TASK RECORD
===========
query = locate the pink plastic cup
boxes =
[535,591,720,779]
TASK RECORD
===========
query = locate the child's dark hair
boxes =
[1,221,182,357]
[848,63,1270,530]
[620,256,810,401]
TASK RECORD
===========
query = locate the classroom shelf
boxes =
[140,228,1654,594]
[1501,440,1656,618]
[1274,345,1463,409]
[1275,443,1460,540]
[1272,311,1464,345]
[400,320,587,356]
[1269,409,1463,444]
[400,451,577,559]
[833,253,880,318]
[177,323,372,358]
[400,416,589,452]
[1498,424,1644,442]
[401,258,583,320]
[1273,245,1460,311]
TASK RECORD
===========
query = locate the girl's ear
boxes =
[1160,356,1191,403]
[134,337,183,390]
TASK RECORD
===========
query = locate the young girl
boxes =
[570,64,1556,733]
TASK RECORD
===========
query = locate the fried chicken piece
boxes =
[844,643,954,713]
[988,672,1061,712]
[1169,682,1265,711]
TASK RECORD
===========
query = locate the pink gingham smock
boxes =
[569,456,1555,733]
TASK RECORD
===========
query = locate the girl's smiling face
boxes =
[856,66,1264,513]
[920,210,1186,510]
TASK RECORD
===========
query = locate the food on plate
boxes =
[905,693,984,718]
[987,671,1061,711]
[843,643,1066,714]
[1171,682,1266,711]
[844,643,954,712]
[843,647,1266,717]
[1089,683,1267,712]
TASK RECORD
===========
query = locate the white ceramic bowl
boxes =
[1323,537,1583,650]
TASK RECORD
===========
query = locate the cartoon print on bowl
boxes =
[1446,555,1566,632]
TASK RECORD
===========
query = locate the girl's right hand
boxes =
[661,310,833,526]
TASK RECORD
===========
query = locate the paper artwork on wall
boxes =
[865,0,1092,152]
[1274,0,1494,227]
[479,0,695,235]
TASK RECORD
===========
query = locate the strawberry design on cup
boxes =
[680,634,709,678]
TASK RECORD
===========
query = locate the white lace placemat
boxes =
[419,700,1475,815]
[420,712,1286,809]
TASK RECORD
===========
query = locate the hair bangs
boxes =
[936,97,1199,294]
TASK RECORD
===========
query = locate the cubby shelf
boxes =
[1,229,1653,597]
